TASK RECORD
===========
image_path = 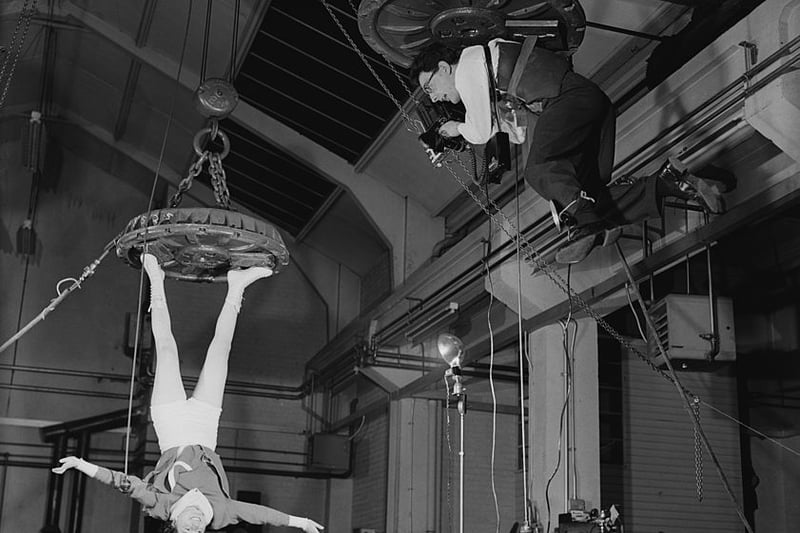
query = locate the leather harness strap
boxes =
[507,36,538,100]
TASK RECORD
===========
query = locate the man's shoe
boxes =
[656,157,726,214]
[550,191,600,232]
[680,175,725,214]
[654,157,689,182]
[554,226,622,265]
[555,232,601,264]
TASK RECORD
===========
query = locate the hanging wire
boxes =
[483,228,501,533]
[513,145,532,527]
[123,0,195,475]
[700,400,800,458]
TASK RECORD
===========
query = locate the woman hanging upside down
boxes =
[52,254,324,533]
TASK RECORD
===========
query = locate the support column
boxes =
[529,319,600,531]
[386,398,440,533]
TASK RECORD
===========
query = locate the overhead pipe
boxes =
[614,32,800,179]
[41,408,146,443]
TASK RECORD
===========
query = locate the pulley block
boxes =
[195,78,240,119]
[116,208,289,283]
[358,0,586,67]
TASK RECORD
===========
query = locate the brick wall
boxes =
[351,407,389,530]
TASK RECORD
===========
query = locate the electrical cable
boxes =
[484,242,501,533]
[545,266,574,533]
[624,282,648,342]
[348,416,367,441]
[513,145,532,529]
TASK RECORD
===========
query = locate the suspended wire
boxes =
[484,230,501,533]
[544,267,575,533]
[514,145,532,526]
[700,401,800,457]
[625,282,648,342]
[123,0,194,475]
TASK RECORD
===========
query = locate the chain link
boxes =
[208,152,231,209]
[693,398,704,501]
[169,151,208,208]
[0,0,38,110]
[320,0,423,134]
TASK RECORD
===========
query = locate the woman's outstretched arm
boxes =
[231,500,324,532]
[52,456,164,516]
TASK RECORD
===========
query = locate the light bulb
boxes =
[437,333,464,368]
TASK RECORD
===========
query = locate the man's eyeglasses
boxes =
[421,69,437,95]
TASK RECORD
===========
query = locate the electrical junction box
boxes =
[648,294,736,367]
[309,433,350,472]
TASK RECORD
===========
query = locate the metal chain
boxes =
[168,151,208,208]
[319,0,423,134]
[208,152,231,209]
[440,153,699,399]
[0,0,38,110]
[693,398,704,501]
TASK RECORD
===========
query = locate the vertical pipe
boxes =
[67,435,89,533]
[563,346,570,512]
[458,401,465,533]
[44,435,67,530]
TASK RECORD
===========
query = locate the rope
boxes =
[0,240,117,355]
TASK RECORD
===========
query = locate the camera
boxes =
[416,100,466,167]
